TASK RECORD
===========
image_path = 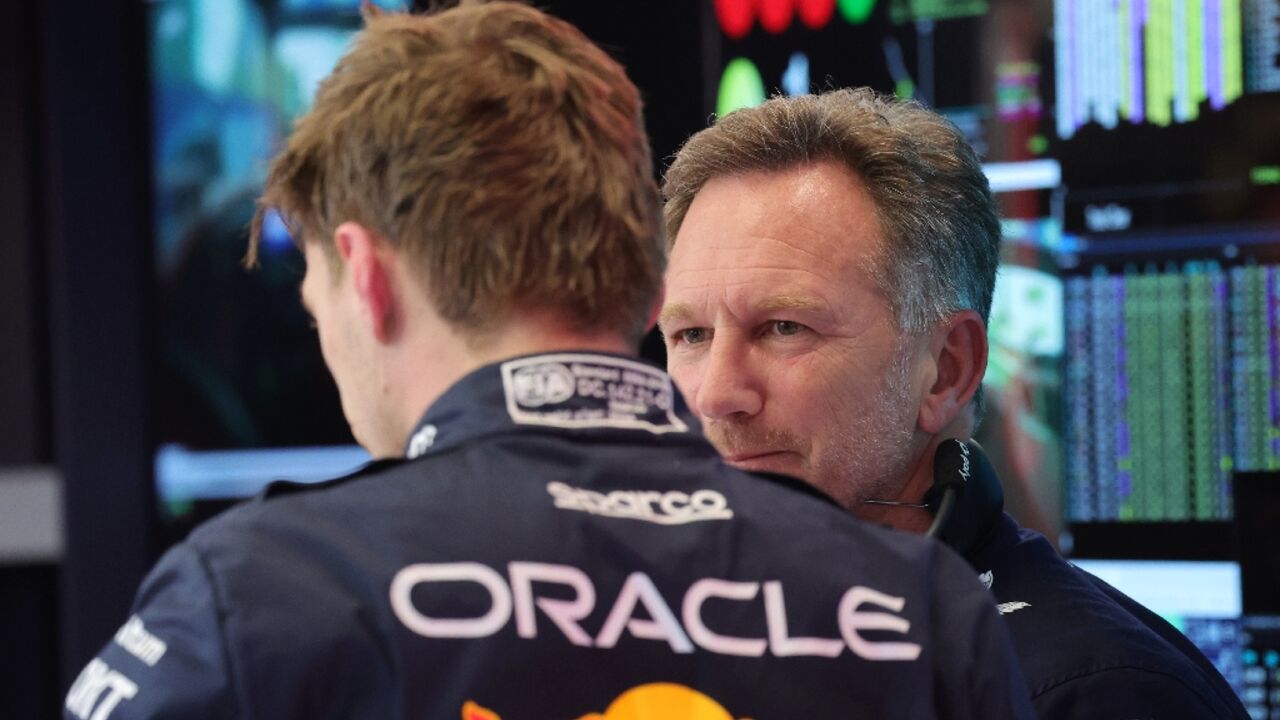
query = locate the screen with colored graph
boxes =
[706,0,1280,531]
[1063,262,1274,522]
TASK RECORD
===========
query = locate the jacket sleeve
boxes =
[928,543,1038,720]
[1033,666,1243,720]
[63,542,239,720]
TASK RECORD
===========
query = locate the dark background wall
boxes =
[0,0,48,465]
[0,2,60,718]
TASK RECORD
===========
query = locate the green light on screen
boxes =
[889,0,987,23]
[839,0,877,23]
[1027,134,1048,155]
[1251,166,1280,185]
[717,58,766,117]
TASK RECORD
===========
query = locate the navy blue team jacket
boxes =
[65,353,1034,719]
[966,511,1249,719]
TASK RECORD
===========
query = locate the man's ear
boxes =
[644,286,666,334]
[334,221,397,344]
[917,310,988,434]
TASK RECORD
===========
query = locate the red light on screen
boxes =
[797,0,836,29]
[715,0,756,39]
[758,0,794,34]
[717,0,837,37]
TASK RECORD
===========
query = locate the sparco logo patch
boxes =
[548,481,733,525]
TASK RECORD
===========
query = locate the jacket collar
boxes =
[401,351,698,460]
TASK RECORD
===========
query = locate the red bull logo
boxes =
[464,683,747,719]
[576,683,745,719]
[463,700,502,720]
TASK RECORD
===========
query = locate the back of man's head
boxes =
[250,1,664,345]
[664,88,1000,337]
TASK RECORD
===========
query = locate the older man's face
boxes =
[662,161,929,512]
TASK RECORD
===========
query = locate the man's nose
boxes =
[694,338,764,420]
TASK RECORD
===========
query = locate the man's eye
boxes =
[771,320,805,336]
[677,328,710,344]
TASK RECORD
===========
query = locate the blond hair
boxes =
[250,2,663,343]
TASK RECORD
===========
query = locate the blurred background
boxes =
[3,0,1280,716]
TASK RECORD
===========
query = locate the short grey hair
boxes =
[663,88,1000,337]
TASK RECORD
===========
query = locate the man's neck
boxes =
[862,411,977,533]
[857,437,938,533]
[463,322,635,369]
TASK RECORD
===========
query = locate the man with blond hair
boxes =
[660,87,1248,719]
[65,6,1034,719]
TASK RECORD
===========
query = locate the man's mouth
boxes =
[705,424,805,470]
[722,450,788,463]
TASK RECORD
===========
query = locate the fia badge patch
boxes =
[500,354,689,435]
